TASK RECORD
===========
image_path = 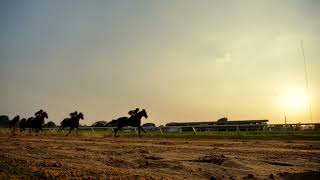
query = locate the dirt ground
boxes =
[0,135,320,179]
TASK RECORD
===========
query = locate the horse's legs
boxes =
[35,128,38,136]
[140,126,146,133]
[67,127,73,136]
[137,126,146,137]
[114,128,118,137]
[9,123,13,133]
[76,128,78,136]
[114,126,123,137]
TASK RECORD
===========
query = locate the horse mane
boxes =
[12,115,20,121]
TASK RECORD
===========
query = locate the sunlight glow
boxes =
[280,88,309,112]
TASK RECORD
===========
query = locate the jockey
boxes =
[70,111,78,118]
[128,108,139,117]
[35,109,43,117]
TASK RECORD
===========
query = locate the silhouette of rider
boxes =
[70,111,78,118]
[35,109,43,117]
[128,108,139,117]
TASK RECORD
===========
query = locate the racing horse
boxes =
[59,112,84,136]
[29,112,48,133]
[113,109,148,137]
[19,118,27,132]
[9,115,20,133]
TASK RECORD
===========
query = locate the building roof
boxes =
[166,119,268,126]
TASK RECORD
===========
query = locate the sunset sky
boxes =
[1,0,319,126]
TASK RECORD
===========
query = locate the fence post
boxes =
[159,127,163,135]
[135,127,138,134]
[192,127,197,135]
[236,126,240,135]
[290,125,294,136]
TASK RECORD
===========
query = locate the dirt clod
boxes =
[145,155,163,160]
[1,135,319,179]
[269,173,275,179]
[191,154,225,165]
[210,175,217,180]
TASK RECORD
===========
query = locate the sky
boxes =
[1,0,319,126]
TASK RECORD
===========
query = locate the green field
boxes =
[2,128,320,140]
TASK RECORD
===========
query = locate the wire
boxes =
[300,40,313,123]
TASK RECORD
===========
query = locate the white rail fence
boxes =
[40,123,319,134]
[3,123,319,135]
[41,124,270,135]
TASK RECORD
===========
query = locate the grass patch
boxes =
[1,128,320,140]
[51,130,320,140]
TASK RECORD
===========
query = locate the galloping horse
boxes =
[113,109,148,137]
[29,112,48,133]
[9,115,20,132]
[26,117,34,131]
[19,118,27,132]
[59,112,84,136]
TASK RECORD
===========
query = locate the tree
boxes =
[142,123,156,127]
[217,117,228,124]
[91,121,108,127]
[43,121,57,128]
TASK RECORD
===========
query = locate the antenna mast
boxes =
[300,40,313,123]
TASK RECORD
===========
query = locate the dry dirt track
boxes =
[0,135,320,179]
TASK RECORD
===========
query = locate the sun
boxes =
[280,88,309,111]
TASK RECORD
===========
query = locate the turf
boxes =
[2,128,320,140]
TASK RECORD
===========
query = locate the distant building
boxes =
[165,118,268,132]
[142,123,157,130]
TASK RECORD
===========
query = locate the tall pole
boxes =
[285,115,287,125]
[300,40,313,123]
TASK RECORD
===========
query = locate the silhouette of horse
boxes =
[9,115,20,132]
[26,117,34,132]
[19,118,27,132]
[113,109,148,137]
[29,112,48,133]
[59,112,84,136]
